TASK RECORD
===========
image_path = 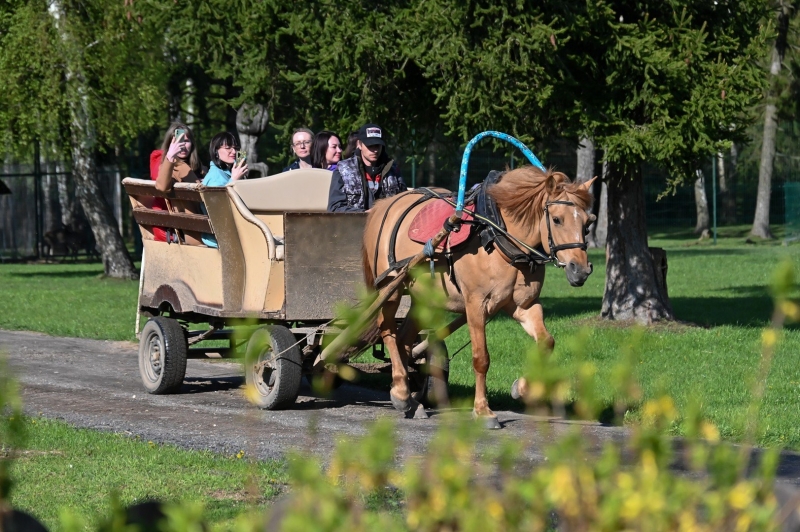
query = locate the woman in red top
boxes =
[149,123,203,243]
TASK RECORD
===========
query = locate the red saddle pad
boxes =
[407,199,474,249]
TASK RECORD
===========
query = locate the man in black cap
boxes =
[327,123,407,212]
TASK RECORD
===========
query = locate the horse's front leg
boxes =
[465,300,501,429]
[378,294,418,414]
[505,299,554,353]
[505,300,553,401]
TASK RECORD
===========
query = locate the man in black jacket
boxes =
[327,123,406,212]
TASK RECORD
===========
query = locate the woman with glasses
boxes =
[282,127,314,171]
[311,131,343,171]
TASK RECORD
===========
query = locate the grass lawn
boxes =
[1,225,799,448]
[7,417,287,530]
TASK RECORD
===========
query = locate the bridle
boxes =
[543,199,590,268]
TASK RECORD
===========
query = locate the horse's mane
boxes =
[487,166,592,228]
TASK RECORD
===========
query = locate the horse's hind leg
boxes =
[377,291,416,412]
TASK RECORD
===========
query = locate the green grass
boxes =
[6,417,287,530]
[443,224,800,446]
[0,261,140,341]
[1,226,800,448]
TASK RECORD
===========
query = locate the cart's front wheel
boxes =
[139,317,188,394]
[410,340,449,407]
[245,326,302,409]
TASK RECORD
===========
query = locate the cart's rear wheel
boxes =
[139,317,188,394]
[245,325,302,409]
[410,341,449,407]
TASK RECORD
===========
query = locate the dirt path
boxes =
[4,328,800,487]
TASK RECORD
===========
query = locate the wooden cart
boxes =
[124,169,448,410]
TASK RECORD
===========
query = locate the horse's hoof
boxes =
[413,404,429,419]
[390,391,418,413]
[472,410,502,430]
[511,377,528,401]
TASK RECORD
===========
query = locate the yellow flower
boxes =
[728,482,754,510]
[487,500,504,521]
[780,300,800,322]
[236,450,245,459]
[762,329,778,349]
[701,421,720,443]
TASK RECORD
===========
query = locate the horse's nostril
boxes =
[569,261,578,273]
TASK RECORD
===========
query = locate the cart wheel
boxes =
[245,325,302,409]
[139,317,188,394]
[410,341,450,407]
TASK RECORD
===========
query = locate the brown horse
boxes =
[362,166,597,428]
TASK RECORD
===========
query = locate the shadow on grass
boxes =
[539,293,773,327]
[8,270,104,279]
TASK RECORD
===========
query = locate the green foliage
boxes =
[561,1,769,184]
[0,0,166,155]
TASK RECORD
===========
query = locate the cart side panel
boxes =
[141,240,224,311]
[202,189,246,312]
[284,213,367,321]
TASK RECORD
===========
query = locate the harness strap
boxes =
[372,187,444,287]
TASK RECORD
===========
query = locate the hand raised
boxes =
[231,162,249,181]
[166,137,186,163]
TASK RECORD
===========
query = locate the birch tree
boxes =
[0,0,165,278]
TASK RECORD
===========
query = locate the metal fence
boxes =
[0,162,135,261]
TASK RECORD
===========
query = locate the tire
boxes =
[410,341,450,407]
[138,317,188,394]
[244,325,302,410]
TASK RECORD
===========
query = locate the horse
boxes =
[362,166,597,428]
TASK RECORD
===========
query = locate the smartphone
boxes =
[234,150,247,166]
[174,128,186,142]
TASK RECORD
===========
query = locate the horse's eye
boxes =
[553,217,561,225]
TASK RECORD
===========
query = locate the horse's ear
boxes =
[545,174,559,194]
[581,176,598,191]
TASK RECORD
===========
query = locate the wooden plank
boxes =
[132,208,212,233]
[124,182,204,202]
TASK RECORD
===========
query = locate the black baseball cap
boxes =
[357,123,385,147]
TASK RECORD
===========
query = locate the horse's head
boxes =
[539,176,597,287]
[487,168,596,287]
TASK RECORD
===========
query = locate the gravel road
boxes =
[4,328,800,487]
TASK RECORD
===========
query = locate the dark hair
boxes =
[160,122,201,173]
[342,130,359,160]
[208,132,240,171]
[311,131,340,169]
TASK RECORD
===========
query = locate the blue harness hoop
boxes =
[456,131,546,217]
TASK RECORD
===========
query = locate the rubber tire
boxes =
[245,325,302,410]
[138,317,188,394]
[410,341,450,407]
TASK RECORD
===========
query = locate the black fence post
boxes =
[33,139,42,259]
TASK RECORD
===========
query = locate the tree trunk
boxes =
[56,161,75,227]
[235,103,269,177]
[576,137,598,247]
[694,169,710,234]
[752,1,790,239]
[593,160,609,248]
[49,0,137,279]
[601,163,673,323]
[718,148,737,224]
[426,141,437,186]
